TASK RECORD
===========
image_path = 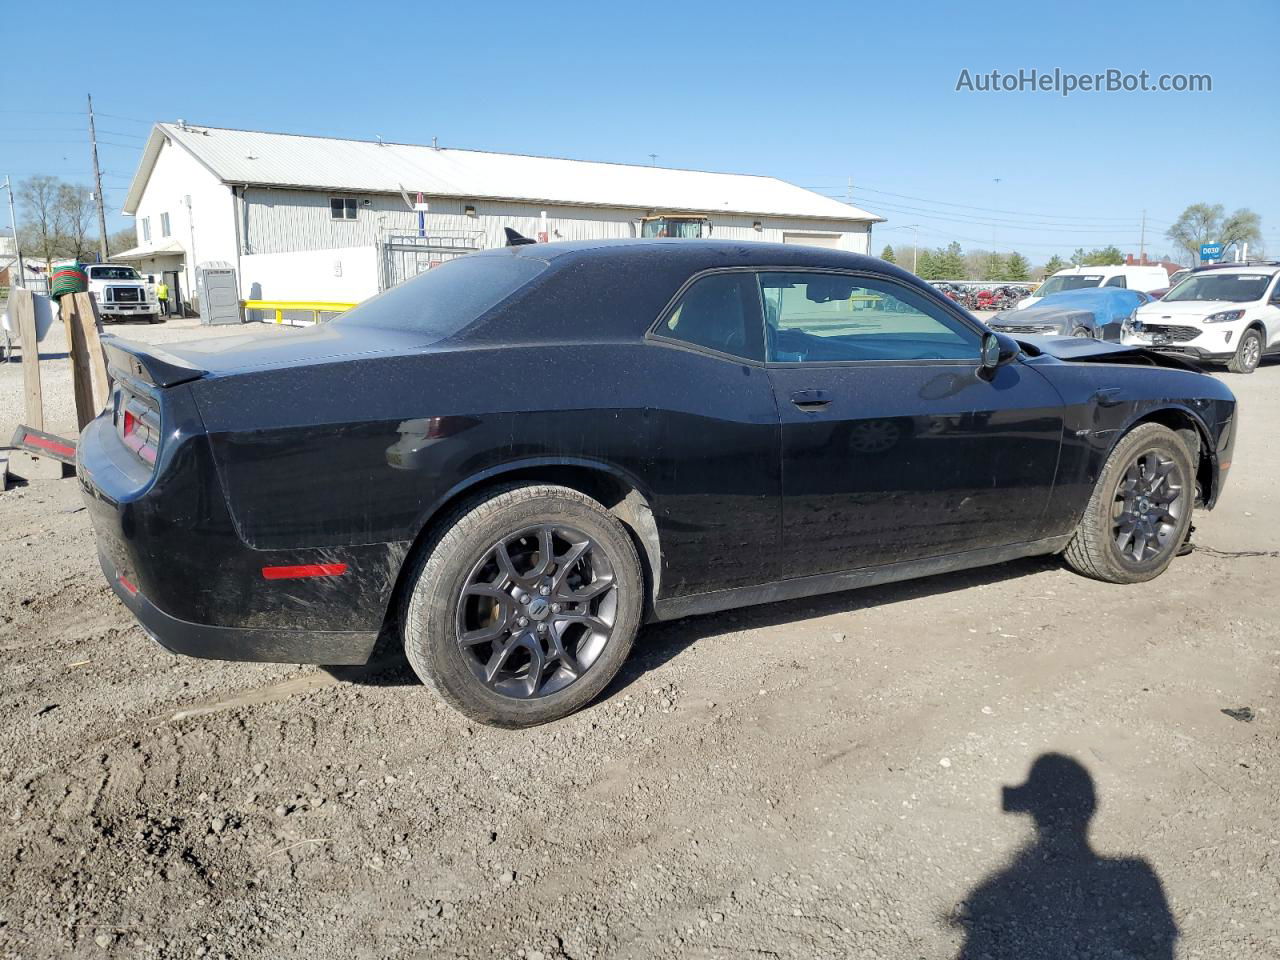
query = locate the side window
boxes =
[659,272,762,360]
[330,197,358,220]
[1104,275,1127,288]
[760,272,980,363]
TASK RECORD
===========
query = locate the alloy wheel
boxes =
[455,524,618,699]
[1242,334,1262,371]
[1111,449,1185,564]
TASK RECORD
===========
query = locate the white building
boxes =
[118,122,881,311]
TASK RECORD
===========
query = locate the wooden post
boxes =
[70,292,110,413]
[12,288,43,431]
[61,296,97,431]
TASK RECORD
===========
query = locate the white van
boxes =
[1018,265,1171,309]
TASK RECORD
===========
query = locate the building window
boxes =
[641,216,707,238]
[160,212,171,238]
[330,197,358,221]
[141,218,151,243]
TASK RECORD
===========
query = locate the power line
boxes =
[847,194,1161,232]
[95,111,155,125]
[852,196,1153,236]
[814,181,1172,225]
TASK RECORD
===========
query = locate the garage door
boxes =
[782,233,841,249]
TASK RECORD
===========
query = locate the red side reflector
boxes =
[118,574,139,595]
[24,432,77,459]
[261,563,349,580]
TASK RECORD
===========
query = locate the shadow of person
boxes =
[952,754,1177,960]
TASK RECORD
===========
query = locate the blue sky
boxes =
[2,0,1276,264]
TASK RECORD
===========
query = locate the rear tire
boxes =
[402,484,643,727]
[148,313,164,324]
[1071,326,1091,338]
[1063,423,1195,584]
[1226,327,1262,374]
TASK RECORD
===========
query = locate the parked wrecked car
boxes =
[989,288,1153,340]
[79,239,1236,727]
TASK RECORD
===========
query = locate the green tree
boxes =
[1070,248,1087,266]
[916,249,941,280]
[934,241,966,279]
[1167,203,1263,263]
[1042,254,1067,277]
[984,251,1006,279]
[880,244,897,264]
[1081,245,1124,266]
[1003,251,1031,281]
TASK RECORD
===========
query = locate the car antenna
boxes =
[504,228,537,247]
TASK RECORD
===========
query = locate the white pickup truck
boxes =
[86,263,162,323]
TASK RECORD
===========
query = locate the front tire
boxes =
[402,484,643,727]
[1071,326,1092,338]
[1063,423,1195,584]
[1226,328,1262,374]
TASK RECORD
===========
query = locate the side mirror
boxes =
[980,331,1019,375]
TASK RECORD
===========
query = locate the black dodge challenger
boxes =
[80,240,1236,726]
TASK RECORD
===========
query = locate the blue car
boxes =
[989,288,1153,341]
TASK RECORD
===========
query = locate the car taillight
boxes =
[121,401,160,465]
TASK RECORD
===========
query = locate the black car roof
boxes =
[493,237,891,273]
[456,238,939,347]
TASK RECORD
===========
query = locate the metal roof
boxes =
[111,238,185,260]
[124,123,881,223]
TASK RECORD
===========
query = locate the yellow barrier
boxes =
[241,300,358,326]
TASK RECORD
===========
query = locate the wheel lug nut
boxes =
[516,616,528,627]
[539,584,551,596]
[517,593,529,603]
[551,603,561,613]
[537,622,547,634]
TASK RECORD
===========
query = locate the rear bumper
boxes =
[99,550,378,665]
[78,405,385,666]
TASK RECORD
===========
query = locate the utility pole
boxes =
[87,93,109,263]
[1139,209,1146,261]
[3,176,25,285]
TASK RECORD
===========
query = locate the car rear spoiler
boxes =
[102,335,207,388]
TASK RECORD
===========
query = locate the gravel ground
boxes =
[1,319,1277,959]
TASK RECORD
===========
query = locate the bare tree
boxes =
[107,227,137,256]
[16,176,67,268]
[57,182,95,260]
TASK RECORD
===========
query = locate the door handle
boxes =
[790,389,831,411]
[1092,387,1124,407]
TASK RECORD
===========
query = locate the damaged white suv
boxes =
[1122,264,1280,374]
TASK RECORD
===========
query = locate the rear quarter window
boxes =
[337,254,547,338]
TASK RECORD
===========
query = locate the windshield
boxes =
[90,266,141,280]
[1035,274,1103,297]
[1163,273,1271,303]
[335,253,547,336]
